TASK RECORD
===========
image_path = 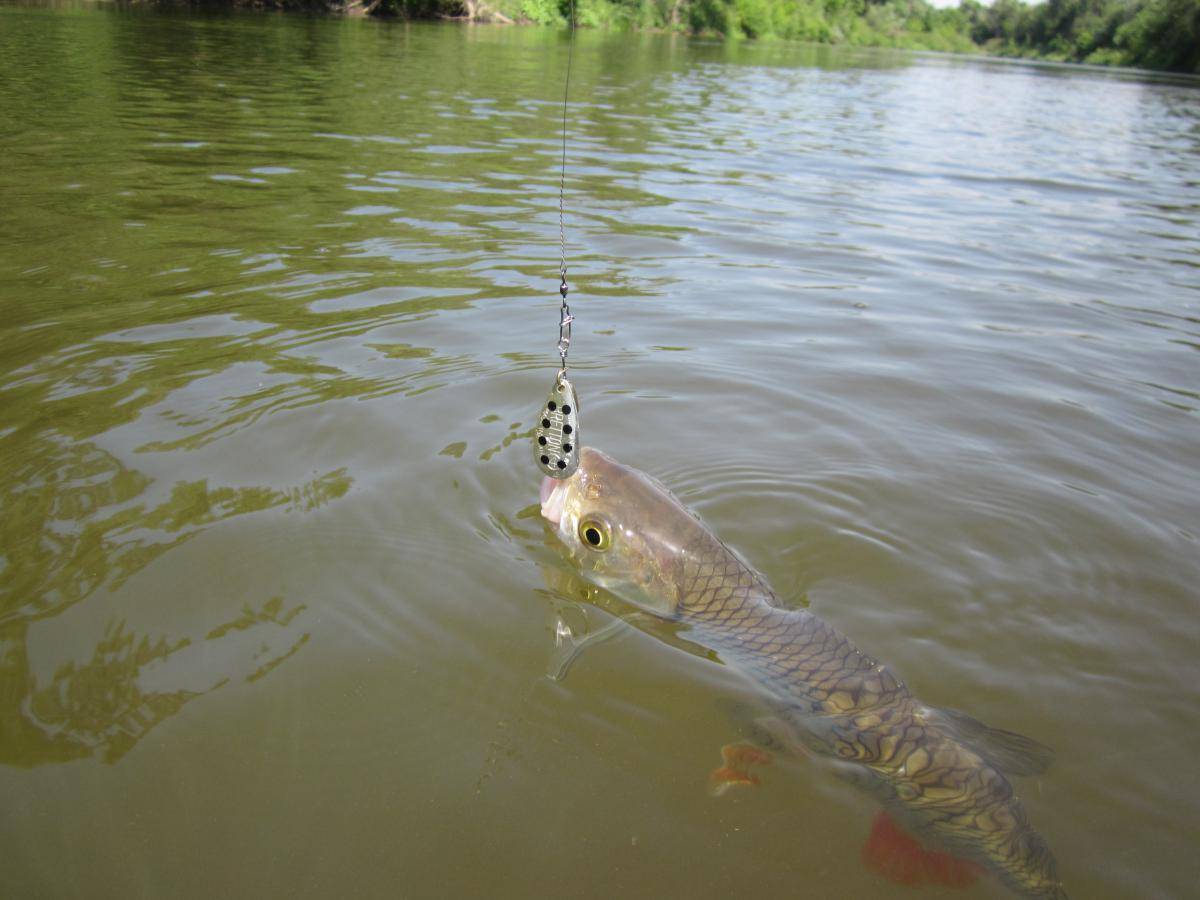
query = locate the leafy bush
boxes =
[520,0,560,23]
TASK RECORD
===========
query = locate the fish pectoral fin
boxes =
[931,706,1055,776]
[546,612,648,682]
[711,697,815,757]
[707,742,772,796]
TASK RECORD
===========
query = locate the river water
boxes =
[1,5,1198,898]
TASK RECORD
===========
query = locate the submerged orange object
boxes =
[707,742,773,796]
[862,810,985,889]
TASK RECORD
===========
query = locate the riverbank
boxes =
[128,0,1199,73]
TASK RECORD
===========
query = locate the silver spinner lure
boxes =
[534,274,580,479]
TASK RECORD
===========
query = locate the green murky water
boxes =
[1,5,1198,898]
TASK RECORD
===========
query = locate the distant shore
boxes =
[126,0,1200,75]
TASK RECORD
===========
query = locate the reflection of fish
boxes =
[540,448,1066,900]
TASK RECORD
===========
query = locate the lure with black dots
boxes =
[534,374,580,478]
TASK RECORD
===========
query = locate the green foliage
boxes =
[519,0,560,24]
[1115,0,1200,71]
[960,0,1200,72]
[371,0,464,16]
[685,0,734,34]
[734,0,772,37]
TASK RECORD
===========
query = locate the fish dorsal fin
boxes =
[931,707,1055,776]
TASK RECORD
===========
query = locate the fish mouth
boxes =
[540,476,568,526]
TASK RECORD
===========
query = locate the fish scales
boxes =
[541,448,1066,900]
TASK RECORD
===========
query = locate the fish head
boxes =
[540,447,708,617]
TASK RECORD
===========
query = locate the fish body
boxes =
[540,447,1066,900]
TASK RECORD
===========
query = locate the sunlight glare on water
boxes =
[1,5,1198,899]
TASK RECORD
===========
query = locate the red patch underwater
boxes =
[707,742,773,796]
[862,810,984,889]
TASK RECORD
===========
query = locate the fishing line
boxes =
[475,4,588,799]
[533,0,581,480]
[557,0,574,293]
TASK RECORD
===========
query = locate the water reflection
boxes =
[1,618,202,768]
[0,434,349,624]
[0,424,347,768]
[1,593,309,768]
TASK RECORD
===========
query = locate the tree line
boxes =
[959,0,1198,71]
[195,0,1200,73]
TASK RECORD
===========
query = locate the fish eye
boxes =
[578,516,612,551]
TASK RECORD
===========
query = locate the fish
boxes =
[540,447,1067,900]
